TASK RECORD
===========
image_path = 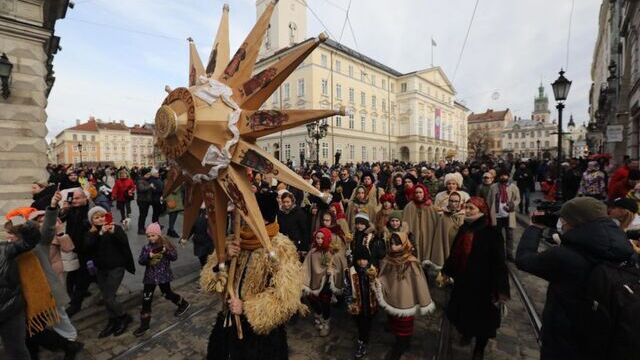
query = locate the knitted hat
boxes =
[355,211,370,225]
[558,197,608,226]
[146,222,162,236]
[388,210,403,222]
[87,206,107,221]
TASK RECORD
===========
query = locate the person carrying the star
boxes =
[201,188,306,360]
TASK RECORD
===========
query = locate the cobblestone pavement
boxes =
[9,194,553,360]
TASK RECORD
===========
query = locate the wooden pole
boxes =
[226,209,243,339]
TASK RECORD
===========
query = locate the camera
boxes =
[531,200,562,228]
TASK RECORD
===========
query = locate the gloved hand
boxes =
[86,260,97,276]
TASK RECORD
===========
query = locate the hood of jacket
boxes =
[561,218,634,263]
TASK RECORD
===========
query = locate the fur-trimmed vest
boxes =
[344,265,378,316]
[200,233,306,335]
[301,237,345,296]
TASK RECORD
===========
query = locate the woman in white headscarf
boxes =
[434,172,469,211]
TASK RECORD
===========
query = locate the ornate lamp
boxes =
[0,53,13,99]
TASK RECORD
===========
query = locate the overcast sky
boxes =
[46,0,601,139]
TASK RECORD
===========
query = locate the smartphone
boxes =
[66,192,74,203]
[104,213,113,225]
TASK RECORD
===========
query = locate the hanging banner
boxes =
[435,108,441,139]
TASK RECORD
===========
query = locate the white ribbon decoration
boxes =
[190,77,241,183]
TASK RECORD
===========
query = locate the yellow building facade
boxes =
[254,1,469,165]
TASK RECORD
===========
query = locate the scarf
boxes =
[497,182,509,205]
[18,251,59,336]
[386,232,415,267]
[451,231,474,274]
[239,222,280,250]
[279,204,296,215]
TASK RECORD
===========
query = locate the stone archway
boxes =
[419,146,426,162]
[400,146,410,162]
[427,147,433,162]
[435,148,441,161]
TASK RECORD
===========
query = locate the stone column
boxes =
[0,0,68,215]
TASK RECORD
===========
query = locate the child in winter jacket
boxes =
[133,223,190,337]
[302,227,343,337]
[376,232,435,360]
[344,246,378,359]
[352,212,386,268]
[110,170,135,229]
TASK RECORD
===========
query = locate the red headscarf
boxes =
[467,196,489,216]
[410,184,432,206]
[312,227,333,251]
[380,193,396,205]
[331,202,346,220]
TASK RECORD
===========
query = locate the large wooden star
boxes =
[155,1,342,264]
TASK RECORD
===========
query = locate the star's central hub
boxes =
[155,105,178,139]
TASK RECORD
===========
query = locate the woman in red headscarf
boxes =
[401,184,447,269]
[440,197,510,360]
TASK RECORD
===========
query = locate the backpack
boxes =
[576,260,640,360]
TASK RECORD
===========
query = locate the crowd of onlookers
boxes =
[1,155,639,359]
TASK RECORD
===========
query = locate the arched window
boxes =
[265,24,272,50]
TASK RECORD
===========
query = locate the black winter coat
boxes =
[443,218,510,339]
[86,225,136,274]
[277,207,309,252]
[0,222,40,323]
[516,219,634,360]
[60,205,91,260]
[191,214,214,258]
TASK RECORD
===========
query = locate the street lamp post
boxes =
[551,69,572,201]
[536,139,541,159]
[306,119,329,167]
[77,143,83,167]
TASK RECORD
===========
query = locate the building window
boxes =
[390,83,395,92]
[272,91,279,104]
[321,79,328,95]
[515,143,519,149]
[349,65,354,77]
[321,54,327,67]
[545,130,550,136]
[360,116,366,131]
[508,133,512,139]
[349,144,355,159]
[298,142,305,154]
[382,120,386,134]
[530,141,534,148]
[521,142,526,148]
[336,84,342,99]
[284,144,291,160]
[360,92,366,106]
[507,142,512,148]
[336,116,342,127]
[349,113,355,129]
[362,146,367,160]
[372,118,376,133]
[349,88,354,103]
[391,123,395,135]
[537,130,542,137]
[335,60,341,73]
[82,135,86,141]
[371,95,376,109]
[371,74,376,86]
[400,83,407,92]
[515,132,519,139]
[382,79,387,90]
[297,79,305,97]
[73,134,77,141]
[360,71,366,82]
[372,147,377,160]
[284,83,290,100]
[418,118,424,135]
[322,142,328,158]
[545,140,550,147]
[382,99,386,111]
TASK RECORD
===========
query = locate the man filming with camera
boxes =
[516,197,637,360]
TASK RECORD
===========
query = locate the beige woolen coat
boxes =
[487,182,521,228]
[402,202,446,268]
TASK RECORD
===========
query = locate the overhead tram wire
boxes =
[339,0,353,42]
[566,0,576,71]
[453,0,480,81]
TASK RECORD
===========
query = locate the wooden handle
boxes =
[226,210,243,339]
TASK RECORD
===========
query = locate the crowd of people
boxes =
[1,156,639,359]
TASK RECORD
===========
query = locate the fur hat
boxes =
[443,172,463,187]
[87,206,108,221]
[146,222,162,236]
[355,211,370,225]
[361,171,374,183]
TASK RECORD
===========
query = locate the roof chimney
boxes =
[89,115,95,122]
[76,119,80,125]
[120,120,125,125]
[487,109,493,113]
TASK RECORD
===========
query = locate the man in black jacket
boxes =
[516,197,635,359]
[277,192,309,259]
[59,189,93,317]
[336,168,357,212]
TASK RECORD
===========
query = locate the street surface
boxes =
[10,195,550,360]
